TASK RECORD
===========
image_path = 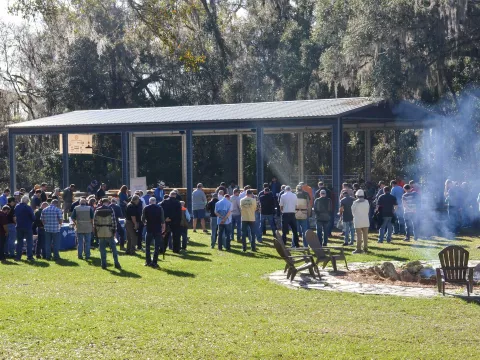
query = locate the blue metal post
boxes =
[332,117,343,212]
[8,130,16,191]
[186,129,193,214]
[121,132,130,187]
[256,127,264,191]
[62,133,69,188]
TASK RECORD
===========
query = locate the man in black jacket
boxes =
[314,190,331,246]
[258,188,277,242]
[161,191,182,254]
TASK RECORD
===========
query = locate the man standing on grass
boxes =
[0,205,9,262]
[125,195,140,256]
[142,197,165,268]
[161,191,182,254]
[41,199,63,261]
[314,190,331,246]
[110,198,125,250]
[192,183,208,234]
[259,187,277,242]
[71,198,94,260]
[230,188,242,242]
[62,184,75,221]
[279,186,300,248]
[214,191,232,251]
[240,190,257,252]
[402,184,420,241]
[376,186,397,244]
[31,189,42,211]
[34,202,48,259]
[94,198,121,270]
[14,195,36,261]
[339,190,355,246]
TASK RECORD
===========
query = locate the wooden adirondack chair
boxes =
[273,239,319,281]
[304,229,348,272]
[274,230,310,273]
[436,245,474,296]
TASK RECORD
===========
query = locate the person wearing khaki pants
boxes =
[351,189,370,254]
[355,227,369,252]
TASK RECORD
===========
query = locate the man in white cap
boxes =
[351,189,370,254]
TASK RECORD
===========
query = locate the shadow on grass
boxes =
[173,252,212,262]
[55,258,79,267]
[157,267,195,278]
[107,268,141,278]
[368,246,402,251]
[28,260,50,268]
[188,240,208,248]
[1,259,20,265]
[370,253,411,262]
[228,248,278,259]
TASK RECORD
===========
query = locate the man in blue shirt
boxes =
[214,190,232,251]
[154,181,165,203]
[390,180,405,234]
[14,195,36,261]
[0,189,10,208]
[41,199,63,260]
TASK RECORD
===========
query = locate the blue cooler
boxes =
[59,225,76,250]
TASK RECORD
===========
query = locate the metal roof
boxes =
[8,97,380,129]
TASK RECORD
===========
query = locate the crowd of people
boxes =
[0,175,476,267]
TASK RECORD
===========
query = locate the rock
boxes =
[405,260,423,274]
[419,268,436,279]
[381,262,399,280]
[373,266,385,277]
[400,269,415,282]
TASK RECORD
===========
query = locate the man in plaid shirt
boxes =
[41,199,63,260]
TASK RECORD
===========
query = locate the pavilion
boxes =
[7,97,437,212]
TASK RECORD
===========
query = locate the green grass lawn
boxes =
[1,230,480,359]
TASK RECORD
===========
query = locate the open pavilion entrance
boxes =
[7,98,439,212]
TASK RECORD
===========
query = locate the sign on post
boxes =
[130,177,147,193]
[59,134,93,154]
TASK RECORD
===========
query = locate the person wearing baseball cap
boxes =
[351,189,370,254]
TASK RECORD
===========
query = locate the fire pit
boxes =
[268,260,480,298]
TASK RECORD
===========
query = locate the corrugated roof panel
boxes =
[8,97,379,128]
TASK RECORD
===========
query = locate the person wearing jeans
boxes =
[378,217,393,243]
[41,200,63,261]
[314,190,331,246]
[14,195,36,261]
[402,184,419,241]
[240,190,257,252]
[215,192,232,251]
[207,194,219,248]
[230,189,242,242]
[71,198,94,260]
[376,186,398,243]
[339,190,355,245]
[142,197,165,268]
[279,187,300,248]
[34,202,48,259]
[259,188,277,242]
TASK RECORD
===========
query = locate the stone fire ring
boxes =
[268,261,480,298]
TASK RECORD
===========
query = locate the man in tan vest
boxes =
[71,198,94,260]
[94,198,121,270]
